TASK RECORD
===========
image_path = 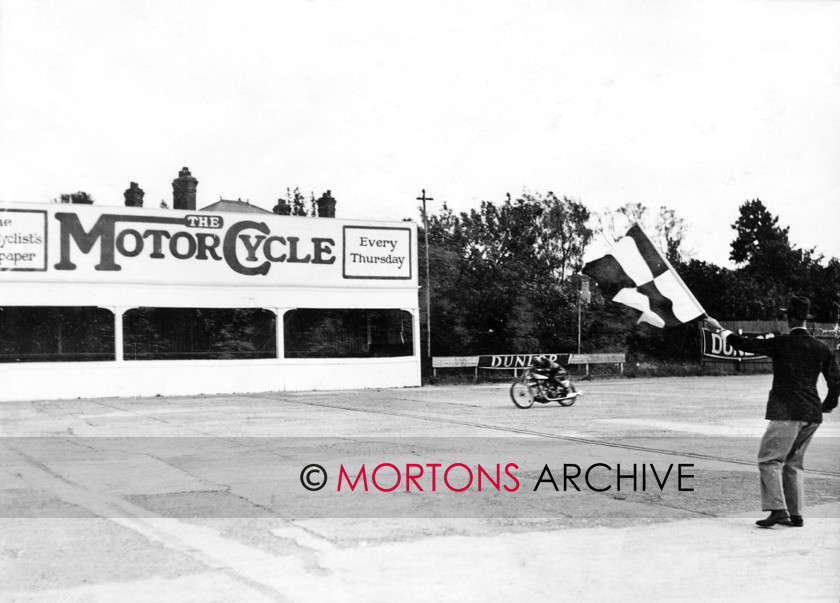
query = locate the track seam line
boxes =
[248,394,840,479]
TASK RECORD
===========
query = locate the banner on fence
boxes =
[700,328,772,361]
[477,354,572,369]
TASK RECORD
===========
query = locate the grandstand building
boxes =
[0,170,419,401]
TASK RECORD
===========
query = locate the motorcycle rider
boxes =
[533,355,562,384]
[510,354,578,408]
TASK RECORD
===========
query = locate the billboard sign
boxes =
[0,203,416,288]
[477,354,572,369]
[0,209,47,271]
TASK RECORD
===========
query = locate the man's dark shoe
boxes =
[787,515,804,527]
[756,510,791,528]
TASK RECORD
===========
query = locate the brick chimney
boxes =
[273,198,291,215]
[315,190,336,218]
[124,182,145,207]
[172,167,198,210]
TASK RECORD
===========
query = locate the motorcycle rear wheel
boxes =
[558,383,577,406]
[510,380,535,409]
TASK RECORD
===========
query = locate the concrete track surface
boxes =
[1,375,839,602]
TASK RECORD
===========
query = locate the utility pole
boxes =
[577,274,590,355]
[417,189,433,358]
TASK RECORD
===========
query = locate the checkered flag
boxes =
[582,224,705,328]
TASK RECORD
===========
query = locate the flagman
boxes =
[704,296,840,528]
[584,226,840,527]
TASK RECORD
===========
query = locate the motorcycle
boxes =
[510,363,580,409]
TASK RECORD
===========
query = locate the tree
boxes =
[416,192,592,356]
[287,187,315,216]
[527,191,593,282]
[274,188,317,216]
[728,198,822,281]
[52,191,94,204]
[730,199,791,269]
[413,192,838,364]
[595,202,647,244]
[596,202,689,264]
[655,206,688,265]
[800,256,840,322]
[680,259,785,320]
[728,199,831,317]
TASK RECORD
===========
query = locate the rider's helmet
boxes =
[533,356,551,370]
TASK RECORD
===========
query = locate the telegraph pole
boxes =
[417,189,433,358]
[577,274,590,355]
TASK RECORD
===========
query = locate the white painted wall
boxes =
[0,356,421,403]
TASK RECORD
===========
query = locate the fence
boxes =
[431,356,480,379]
[432,353,626,379]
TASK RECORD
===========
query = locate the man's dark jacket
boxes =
[725,328,840,422]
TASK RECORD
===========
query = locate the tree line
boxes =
[414,194,839,363]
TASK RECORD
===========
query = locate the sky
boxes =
[1,0,838,267]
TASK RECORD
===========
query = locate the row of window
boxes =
[0,307,414,362]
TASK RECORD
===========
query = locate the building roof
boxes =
[200,199,273,214]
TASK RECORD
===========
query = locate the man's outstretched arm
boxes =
[822,351,840,413]
[703,317,775,356]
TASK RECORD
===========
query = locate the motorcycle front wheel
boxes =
[510,380,535,409]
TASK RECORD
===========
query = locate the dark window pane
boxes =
[284,309,413,358]
[123,308,276,361]
[0,306,115,362]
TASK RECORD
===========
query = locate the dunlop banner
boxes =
[478,353,572,369]
[700,328,772,361]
